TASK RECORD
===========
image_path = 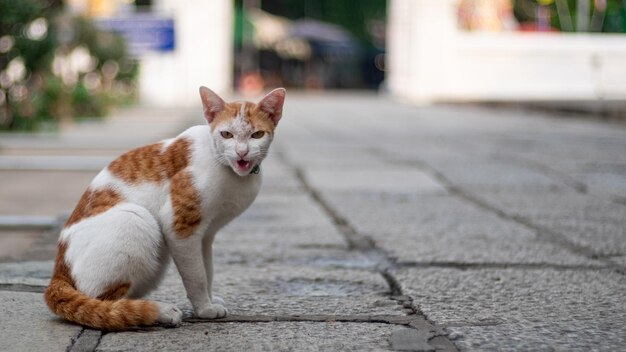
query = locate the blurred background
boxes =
[1,0,626,132]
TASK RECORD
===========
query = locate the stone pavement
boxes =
[0,93,625,351]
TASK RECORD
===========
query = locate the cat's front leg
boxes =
[167,234,227,319]
[202,235,226,307]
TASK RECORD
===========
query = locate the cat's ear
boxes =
[257,88,286,125]
[199,86,226,124]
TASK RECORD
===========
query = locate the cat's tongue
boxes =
[236,159,251,171]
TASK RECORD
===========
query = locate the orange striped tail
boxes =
[43,242,159,330]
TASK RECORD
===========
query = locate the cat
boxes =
[43,87,286,330]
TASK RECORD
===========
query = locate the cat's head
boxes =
[199,87,286,176]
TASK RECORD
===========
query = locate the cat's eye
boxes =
[220,131,233,139]
[251,131,265,139]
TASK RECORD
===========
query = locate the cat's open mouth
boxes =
[236,159,251,170]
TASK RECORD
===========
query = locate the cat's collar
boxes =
[250,165,260,175]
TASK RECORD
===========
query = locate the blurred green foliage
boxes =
[514,0,626,32]
[0,0,138,131]
[603,0,626,32]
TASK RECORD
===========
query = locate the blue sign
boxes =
[96,15,175,55]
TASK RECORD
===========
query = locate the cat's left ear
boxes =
[199,86,226,124]
[257,88,286,125]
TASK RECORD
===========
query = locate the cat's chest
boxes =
[195,168,262,221]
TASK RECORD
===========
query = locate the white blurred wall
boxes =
[139,0,233,106]
[387,0,626,103]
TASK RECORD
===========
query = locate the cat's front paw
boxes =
[196,304,228,319]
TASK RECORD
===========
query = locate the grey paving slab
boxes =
[215,187,374,268]
[98,322,407,352]
[0,155,113,171]
[0,230,44,261]
[304,167,446,194]
[147,264,403,317]
[0,260,52,287]
[473,191,626,256]
[608,256,626,270]
[0,215,58,229]
[0,291,79,352]
[320,192,600,266]
[234,192,335,229]
[396,267,626,352]
[0,170,95,216]
[425,160,567,193]
[280,145,390,168]
[256,157,302,193]
[483,151,626,199]
[215,224,375,269]
[573,172,626,198]
[549,165,626,199]
[507,132,626,165]
[0,106,198,152]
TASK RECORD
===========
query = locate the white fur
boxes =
[61,116,272,322]
[63,203,167,298]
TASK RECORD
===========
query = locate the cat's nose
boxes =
[237,150,248,158]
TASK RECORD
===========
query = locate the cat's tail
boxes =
[43,243,159,330]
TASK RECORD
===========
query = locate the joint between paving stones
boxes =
[66,329,84,352]
[395,261,613,272]
[292,167,376,251]
[185,314,416,325]
[0,215,64,231]
[0,283,46,293]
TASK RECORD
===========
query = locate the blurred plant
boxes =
[0,0,137,131]
[514,0,626,32]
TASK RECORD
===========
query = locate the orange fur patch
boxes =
[97,282,131,301]
[170,171,202,238]
[210,102,276,134]
[108,143,163,183]
[49,241,73,286]
[64,188,122,228]
[162,138,192,178]
[108,138,192,184]
[209,102,240,130]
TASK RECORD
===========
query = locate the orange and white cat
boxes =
[44,87,286,330]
